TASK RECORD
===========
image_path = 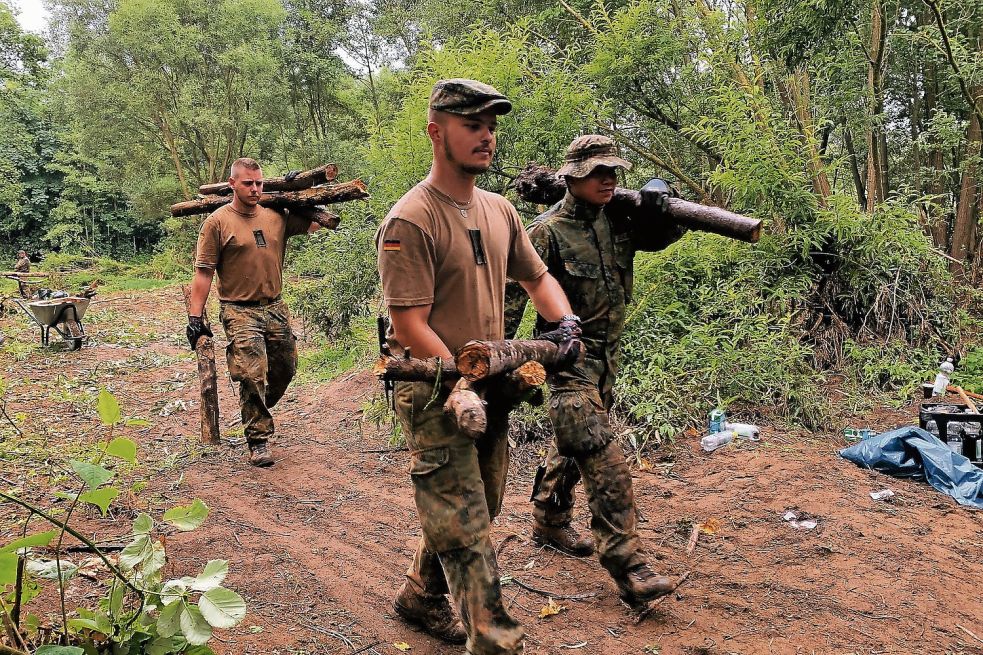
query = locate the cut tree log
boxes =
[198,164,339,195]
[373,355,461,382]
[182,285,220,445]
[497,361,547,407]
[456,339,567,381]
[513,163,762,243]
[170,179,369,217]
[444,377,487,439]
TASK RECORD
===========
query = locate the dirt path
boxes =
[2,286,983,655]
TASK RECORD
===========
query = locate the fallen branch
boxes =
[506,577,598,601]
[957,623,983,645]
[198,163,339,195]
[952,386,980,413]
[170,179,369,217]
[685,525,700,555]
[372,355,461,382]
[456,340,567,381]
[514,163,762,243]
[633,570,691,624]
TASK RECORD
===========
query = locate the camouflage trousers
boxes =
[531,356,644,578]
[395,381,523,655]
[219,300,298,447]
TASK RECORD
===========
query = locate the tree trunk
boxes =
[182,285,220,445]
[513,164,762,242]
[169,180,369,217]
[949,104,982,275]
[844,125,867,208]
[198,164,339,195]
[456,339,568,381]
[864,0,889,211]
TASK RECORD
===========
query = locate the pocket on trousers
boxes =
[549,390,611,457]
[409,446,450,476]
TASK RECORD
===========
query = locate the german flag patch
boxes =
[383,239,401,252]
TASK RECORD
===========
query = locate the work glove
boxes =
[640,178,674,215]
[186,315,213,350]
[535,315,583,366]
[284,170,302,182]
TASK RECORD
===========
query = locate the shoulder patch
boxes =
[383,239,401,252]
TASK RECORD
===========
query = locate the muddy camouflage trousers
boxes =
[532,357,645,578]
[219,300,298,446]
[394,381,523,655]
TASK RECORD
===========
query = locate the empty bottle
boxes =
[701,430,735,452]
[925,419,939,437]
[708,409,727,434]
[725,422,761,440]
[932,358,955,396]
[946,424,963,454]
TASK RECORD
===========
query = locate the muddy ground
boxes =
[2,286,982,655]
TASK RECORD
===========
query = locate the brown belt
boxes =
[221,295,281,307]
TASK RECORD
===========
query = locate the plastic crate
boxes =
[919,402,983,467]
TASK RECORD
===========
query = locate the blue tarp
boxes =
[839,426,983,509]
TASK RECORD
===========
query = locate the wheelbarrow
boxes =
[13,296,90,351]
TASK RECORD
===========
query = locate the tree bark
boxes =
[950,101,982,275]
[170,179,369,217]
[843,125,867,209]
[198,164,339,195]
[372,355,461,382]
[513,164,762,242]
[923,55,950,251]
[444,378,487,440]
[182,285,220,445]
[456,339,568,381]
[864,0,889,211]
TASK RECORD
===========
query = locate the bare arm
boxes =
[188,267,214,317]
[519,273,572,323]
[389,305,454,360]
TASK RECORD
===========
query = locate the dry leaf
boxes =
[637,457,653,471]
[700,517,722,534]
[539,597,566,618]
[393,642,412,651]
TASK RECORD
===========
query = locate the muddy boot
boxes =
[615,562,675,608]
[248,442,274,467]
[532,523,594,557]
[393,581,467,644]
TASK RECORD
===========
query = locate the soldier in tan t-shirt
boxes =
[187,157,318,467]
[376,79,580,655]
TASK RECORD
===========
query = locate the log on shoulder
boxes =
[456,339,567,381]
[373,355,461,382]
[198,164,340,195]
[170,179,370,217]
[444,378,487,439]
[513,163,761,243]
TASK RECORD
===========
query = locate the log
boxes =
[513,163,762,243]
[170,179,369,217]
[372,355,461,382]
[1,271,47,278]
[953,386,980,413]
[456,339,567,381]
[444,377,487,439]
[198,164,339,195]
[497,361,547,407]
[182,286,221,445]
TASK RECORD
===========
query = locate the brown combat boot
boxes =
[248,442,274,467]
[616,562,676,608]
[532,523,594,557]
[393,582,467,644]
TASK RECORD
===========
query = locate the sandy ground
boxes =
[1,285,982,655]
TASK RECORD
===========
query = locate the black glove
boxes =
[640,178,674,215]
[186,315,213,350]
[536,315,583,366]
[284,170,302,182]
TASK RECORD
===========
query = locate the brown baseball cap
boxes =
[429,78,512,116]
[557,134,632,178]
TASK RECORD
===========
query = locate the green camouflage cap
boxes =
[557,134,632,178]
[429,78,512,116]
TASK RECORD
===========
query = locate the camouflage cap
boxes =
[429,78,512,116]
[557,134,632,178]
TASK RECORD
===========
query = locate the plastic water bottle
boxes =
[932,358,955,396]
[701,430,735,452]
[708,409,727,434]
[946,424,963,454]
[725,422,760,440]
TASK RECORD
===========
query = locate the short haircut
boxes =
[427,108,448,125]
[17,250,26,255]
[230,158,261,178]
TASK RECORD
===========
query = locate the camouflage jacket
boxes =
[14,256,30,273]
[505,191,685,386]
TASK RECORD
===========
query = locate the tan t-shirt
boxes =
[376,182,547,353]
[194,204,310,302]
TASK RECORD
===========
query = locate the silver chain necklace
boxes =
[426,183,474,218]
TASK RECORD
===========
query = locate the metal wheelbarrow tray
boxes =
[14,296,90,350]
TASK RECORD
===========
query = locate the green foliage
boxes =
[0,389,244,653]
[961,347,983,395]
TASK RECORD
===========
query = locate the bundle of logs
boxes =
[374,339,570,439]
[174,164,369,444]
[169,163,370,230]
[513,163,762,243]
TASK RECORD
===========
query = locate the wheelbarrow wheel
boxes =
[66,320,84,351]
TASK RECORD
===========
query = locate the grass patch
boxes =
[297,315,376,383]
